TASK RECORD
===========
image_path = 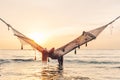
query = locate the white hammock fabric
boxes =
[0,16,119,57]
[0,18,44,52]
[54,16,120,56]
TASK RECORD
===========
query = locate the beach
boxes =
[0,49,120,80]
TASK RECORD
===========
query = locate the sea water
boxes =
[0,49,120,80]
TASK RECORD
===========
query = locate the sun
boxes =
[28,32,47,45]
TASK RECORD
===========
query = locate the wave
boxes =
[1,59,120,65]
[0,59,34,65]
[113,66,120,69]
[12,59,34,62]
[65,60,120,64]
[0,59,10,64]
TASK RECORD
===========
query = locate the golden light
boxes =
[28,32,47,45]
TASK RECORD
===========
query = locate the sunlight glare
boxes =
[28,32,48,45]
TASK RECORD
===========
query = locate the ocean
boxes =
[0,49,120,80]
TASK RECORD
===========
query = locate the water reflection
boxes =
[33,65,91,80]
[33,65,63,80]
[41,66,63,80]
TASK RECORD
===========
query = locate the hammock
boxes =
[54,16,120,56]
[0,16,120,58]
[0,18,44,52]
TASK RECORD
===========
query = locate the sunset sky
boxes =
[0,0,120,49]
